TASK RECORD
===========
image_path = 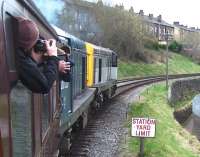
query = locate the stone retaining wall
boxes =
[169,77,200,103]
[173,105,192,124]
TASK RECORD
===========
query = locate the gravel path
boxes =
[70,86,148,157]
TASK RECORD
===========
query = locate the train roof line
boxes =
[52,24,86,50]
[52,25,115,54]
[52,24,81,41]
[86,42,113,53]
[18,0,58,39]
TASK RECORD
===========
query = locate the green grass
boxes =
[118,52,200,79]
[126,84,200,157]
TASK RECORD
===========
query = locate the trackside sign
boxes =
[131,118,156,137]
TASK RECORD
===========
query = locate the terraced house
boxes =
[57,0,101,43]
[173,21,200,46]
[138,10,174,45]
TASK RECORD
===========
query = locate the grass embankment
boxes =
[118,52,200,79]
[125,84,200,157]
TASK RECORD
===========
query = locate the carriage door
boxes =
[3,3,34,157]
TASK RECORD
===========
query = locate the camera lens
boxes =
[34,39,47,53]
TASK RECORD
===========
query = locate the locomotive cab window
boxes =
[112,53,118,67]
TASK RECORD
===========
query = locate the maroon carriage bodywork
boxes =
[0,0,11,156]
[0,0,61,156]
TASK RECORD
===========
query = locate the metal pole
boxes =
[166,38,169,89]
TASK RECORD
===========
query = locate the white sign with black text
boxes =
[131,118,156,137]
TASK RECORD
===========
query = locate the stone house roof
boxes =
[137,10,174,28]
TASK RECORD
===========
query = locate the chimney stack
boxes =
[157,15,162,22]
[139,10,144,16]
[173,21,180,26]
[149,14,153,19]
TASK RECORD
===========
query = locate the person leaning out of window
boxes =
[16,17,70,94]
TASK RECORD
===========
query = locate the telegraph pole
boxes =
[165,30,172,90]
[166,33,169,89]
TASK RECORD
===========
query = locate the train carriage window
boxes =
[5,10,34,156]
[4,12,17,71]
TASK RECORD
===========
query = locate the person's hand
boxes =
[59,60,70,73]
[45,39,57,57]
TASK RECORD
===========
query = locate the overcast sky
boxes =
[35,0,200,28]
[88,0,200,28]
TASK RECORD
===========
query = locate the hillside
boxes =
[118,50,200,79]
[120,84,200,157]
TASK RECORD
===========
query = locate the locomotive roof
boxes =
[87,42,113,55]
[18,0,58,39]
[52,25,86,51]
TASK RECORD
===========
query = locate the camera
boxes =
[58,54,74,68]
[33,39,47,53]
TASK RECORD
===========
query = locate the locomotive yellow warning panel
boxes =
[86,43,94,87]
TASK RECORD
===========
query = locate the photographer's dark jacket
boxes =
[16,48,59,94]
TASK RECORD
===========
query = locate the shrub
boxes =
[159,44,166,49]
[169,40,182,52]
[144,37,159,50]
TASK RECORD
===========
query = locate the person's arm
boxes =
[58,60,71,82]
[17,49,59,93]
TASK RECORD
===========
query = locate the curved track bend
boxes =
[68,73,200,157]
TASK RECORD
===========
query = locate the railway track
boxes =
[68,73,200,157]
[116,73,200,95]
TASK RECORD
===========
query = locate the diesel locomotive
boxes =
[0,0,117,157]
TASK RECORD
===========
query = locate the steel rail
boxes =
[117,73,200,83]
[115,73,200,96]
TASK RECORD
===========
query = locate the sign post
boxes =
[132,118,156,157]
[139,137,144,157]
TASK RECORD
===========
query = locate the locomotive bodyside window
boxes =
[94,58,96,84]
[99,58,102,82]
[82,56,86,89]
